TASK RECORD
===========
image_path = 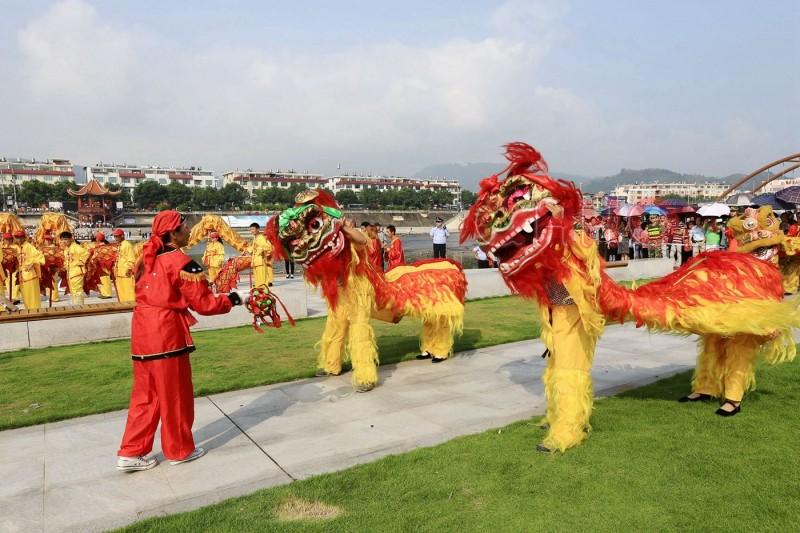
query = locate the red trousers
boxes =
[117,354,196,461]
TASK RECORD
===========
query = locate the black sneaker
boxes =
[431,356,447,364]
[416,351,432,360]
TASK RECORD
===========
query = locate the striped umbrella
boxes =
[775,186,800,204]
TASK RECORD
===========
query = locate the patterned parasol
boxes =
[775,186,800,205]
[751,193,793,211]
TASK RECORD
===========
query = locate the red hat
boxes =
[2,232,11,239]
[95,231,106,241]
[112,228,124,237]
[13,230,25,238]
[151,210,183,237]
[209,231,220,239]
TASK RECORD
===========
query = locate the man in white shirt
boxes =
[430,217,449,258]
[473,244,489,268]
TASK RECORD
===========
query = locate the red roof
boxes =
[67,179,121,197]
[337,179,420,187]
[0,168,74,176]
[169,173,194,181]
[119,172,144,178]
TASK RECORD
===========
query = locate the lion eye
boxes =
[308,217,324,233]
[743,219,757,230]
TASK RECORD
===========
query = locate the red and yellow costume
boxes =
[267,190,466,391]
[387,237,405,269]
[88,232,114,298]
[63,240,89,305]
[2,233,20,301]
[462,143,799,452]
[118,211,234,462]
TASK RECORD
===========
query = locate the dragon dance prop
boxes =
[0,213,24,235]
[34,213,72,245]
[246,285,295,333]
[187,214,249,252]
[461,142,800,452]
[214,255,252,293]
[266,189,467,392]
[83,243,119,294]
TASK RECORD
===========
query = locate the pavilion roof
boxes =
[67,179,122,197]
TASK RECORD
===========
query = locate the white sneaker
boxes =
[116,455,158,472]
[169,447,206,465]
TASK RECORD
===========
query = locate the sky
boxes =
[0,0,797,182]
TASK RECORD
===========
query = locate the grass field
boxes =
[0,295,541,430]
[119,358,800,532]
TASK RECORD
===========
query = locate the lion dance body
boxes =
[267,190,467,392]
[462,142,799,452]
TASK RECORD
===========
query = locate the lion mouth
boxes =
[489,204,555,276]
[296,229,346,267]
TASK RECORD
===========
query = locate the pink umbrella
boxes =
[626,204,645,217]
[614,203,635,216]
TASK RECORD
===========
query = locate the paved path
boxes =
[0,324,697,532]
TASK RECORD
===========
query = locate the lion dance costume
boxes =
[267,190,467,392]
[462,142,799,452]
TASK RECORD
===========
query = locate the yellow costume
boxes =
[462,143,799,452]
[248,234,273,288]
[64,242,90,305]
[114,239,137,303]
[202,240,226,283]
[17,241,45,310]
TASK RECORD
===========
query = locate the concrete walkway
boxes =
[0,324,698,533]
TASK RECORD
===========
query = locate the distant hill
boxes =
[414,162,592,192]
[416,162,771,194]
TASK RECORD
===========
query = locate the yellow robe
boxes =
[64,242,90,305]
[17,241,45,310]
[247,234,273,288]
[202,240,226,283]
[114,240,137,303]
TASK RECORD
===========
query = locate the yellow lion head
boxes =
[728,206,783,262]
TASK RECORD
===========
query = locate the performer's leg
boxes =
[21,280,41,310]
[420,304,464,359]
[253,265,267,288]
[720,335,759,403]
[541,304,596,452]
[99,275,113,298]
[690,335,724,398]
[347,300,379,389]
[116,277,136,303]
[318,303,349,375]
[69,275,84,305]
[153,355,196,460]
[207,267,219,284]
[50,276,59,302]
[118,361,160,457]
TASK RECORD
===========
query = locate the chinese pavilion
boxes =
[67,179,122,224]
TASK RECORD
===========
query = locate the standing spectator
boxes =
[632,221,647,259]
[619,228,631,261]
[375,223,389,270]
[689,219,705,256]
[646,217,662,258]
[284,259,295,279]
[385,225,405,270]
[667,217,686,267]
[430,217,449,258]
[604,223,619,262]
[473,243,490,268]
[704,219,722,251]
[365,223,383,271]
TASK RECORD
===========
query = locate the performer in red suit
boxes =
[385,224,405,269]
[117,210,242,472]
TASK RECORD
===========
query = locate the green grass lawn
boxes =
[0,296,540,430]
[119,358,800,533]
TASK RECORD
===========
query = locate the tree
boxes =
[335,189,358,207]
[105,183,132,206]
[255,187,288,206]
[165,182,193,210]
[432,190,454,207]
[192,187,221,210]
[461,190,477,208]
[359,187,382,209]
[18,181,51,207]
[133,181,167,209]
[219,183,248,209]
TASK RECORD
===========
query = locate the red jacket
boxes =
[131,248,232,358]
[387,238,405,269]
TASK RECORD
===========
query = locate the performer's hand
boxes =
[227,291,243,306]
[343,217,355,229]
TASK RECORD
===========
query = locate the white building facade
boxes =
[760,177,800,194]
[613,182,727,203]
[221,170,328,198]
[0,157,75,187]
[86,163,218,191]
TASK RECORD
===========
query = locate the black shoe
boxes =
[715,400,741,417]
[678,393,713,403]
[535,443,552,453]
[268,283,273,287]
[431,356,447,364]
[416,352,432,360]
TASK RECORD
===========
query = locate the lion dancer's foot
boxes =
[420,310,464,364]
[349,322,379,393]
